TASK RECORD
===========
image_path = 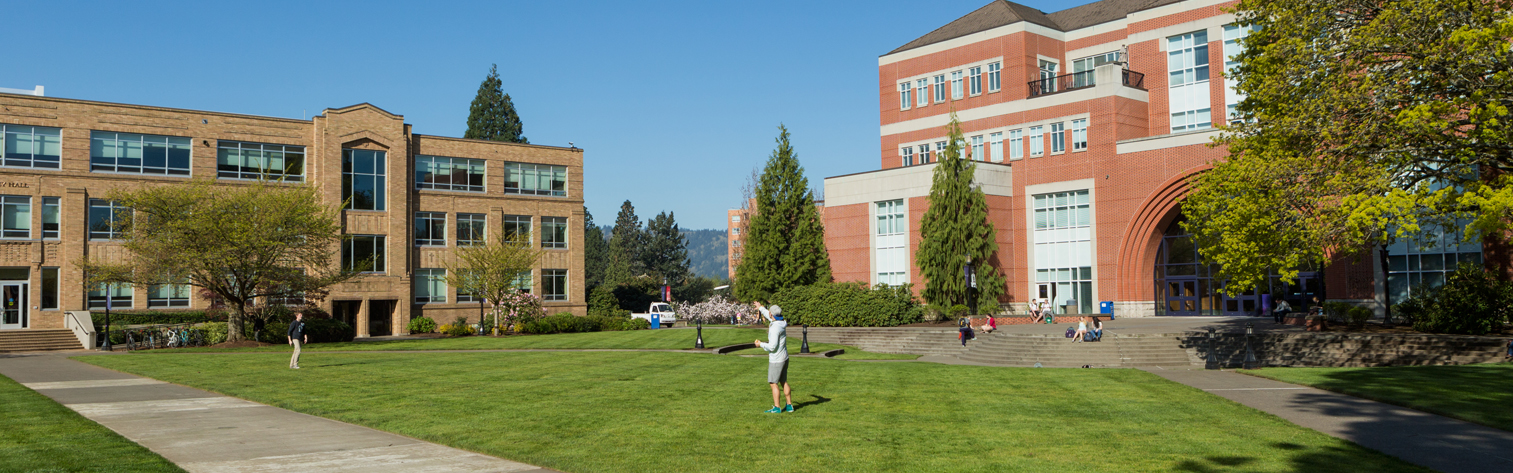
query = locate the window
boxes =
[504,163,567,196]
[1168,30,1213,132]
[148,284,190,308]
[876,199,904,236]
[2,125,61,169]
[1029,126,1044,156]
[1009,130,1023,160]
[987,62,1001,92]
[543,269,568,301]
[1386,217,1482,305]
[919,143,931,164]
[989,133,1003,163]
[902,146,914,167]
[41,197,58,239]
[502,215,532,243]
[1072,52,1119,73]
[343,235,386,273]
[513,270,533,293]
[458,291,481,303]
[1038,60,1059,94]
[415,212,446,246]
[88,283,132,309]
[457,213,486,246]
[88,199,127,240]
[1,196,29,239]
[90,131,191,176]
[875,200,906,286]
[217,141,305,181]
[951,71,963,99]
[1223,24,1258,124]
[1051,123,1066,153]
[1037,267,1094,315]
[970,135,984,161]
[542,217,568,249]
[341,149,387,211]
[1033,190,1092,231]
[899,83,912,110]
[969,66,982,95]
[915,79,929,107]
[416,155,485,192]
[933,75,946,103]
[936,141,947,160]
[415,269,447,304]
[41,267,58,310]
[1072,119,1089,151]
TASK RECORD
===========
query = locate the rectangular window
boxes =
[875,200,906,286]
[513,270,533,293]
[90,131,191,176]
[416,155,486,192]
[148,284,191,308]
[1036,267,1095,315]
[1051,122,1066,153]
[989,133,1003,163]
[916,79,929,106]
[936,141,947,160]
[2,125,62,169]
[542,216,568,249]
[1072,52,1120,73]
[343,235,386,273]
[41,267,58,310]
[457,213,486,246]
[502,215,532,243]
[341,149,387,211]
[88,199,127,240]
[919,143,931,164]
[41,197,58,239]
[933,75,946,103]
[1,195,29,239]
[1223,24,1257,124]
[970,135,984,161]
[1168,30,1213,132]
[415,212,447,246]
[1009,130,1023,160]
[899,83,912,110]
[217,141,305,182]
[1072,119,1089,151]
[415,268,447,304]
[988,62,1001,92]
[969,66,982,95]
[1038,60,1060,94]
[458,291,481,303]
[951,71,963,99]
[901,146,914,167]
[88,283,132,309]
[504,163,568,196]
[875,199,904,236]
[1029,126,1044,156]
[543,269,568,301]
[1033,190,1092,230]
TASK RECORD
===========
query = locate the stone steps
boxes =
[0,329,85,352]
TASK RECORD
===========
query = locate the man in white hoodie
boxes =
[753,301,792,413]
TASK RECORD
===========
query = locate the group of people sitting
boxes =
[957,315,996,346]
[1070,315,1103,342]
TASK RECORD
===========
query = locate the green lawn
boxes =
[0,374,184,473]
[79,352,1427,473]
[727,343,920,360]
[1245,363,1513,431]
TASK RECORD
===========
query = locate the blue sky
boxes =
[2,0,1093,229]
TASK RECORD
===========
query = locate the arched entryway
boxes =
[1153,210,1323,316]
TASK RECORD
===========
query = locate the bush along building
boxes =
[0,92,585,338]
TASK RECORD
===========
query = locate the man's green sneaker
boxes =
[783,404,794,413]
[764,406,782,413]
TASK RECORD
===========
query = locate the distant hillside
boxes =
[682,229,729,280]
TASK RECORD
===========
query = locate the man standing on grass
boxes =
[753,301,793,413]
[287,312,307,370]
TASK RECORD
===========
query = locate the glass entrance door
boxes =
[1,283,28,329]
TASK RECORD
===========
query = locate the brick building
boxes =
[815,0,1455,317]
[0,92,586,337]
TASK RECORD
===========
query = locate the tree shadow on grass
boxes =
[794,395,830,410]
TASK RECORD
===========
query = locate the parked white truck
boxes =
[631,302,677,328]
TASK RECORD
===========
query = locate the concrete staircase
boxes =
[1182,332,1509,368]
[957,332,1195,368]
[791,327,967,357]
[0,329,86,352]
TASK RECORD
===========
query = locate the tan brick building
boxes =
[0,92,586,336]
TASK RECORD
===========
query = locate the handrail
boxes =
[1027,68,1147,98]
[64,310,96,350]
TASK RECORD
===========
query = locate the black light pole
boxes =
[1379,243,1394,327]
[101,283,114,351]
[1205,327,1218,369]
[800,324,810,354]
[1243,322,1257,369]
[695,318,704,348]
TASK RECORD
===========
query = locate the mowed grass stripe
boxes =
[79,351,1429,473]
[0,373,185,473]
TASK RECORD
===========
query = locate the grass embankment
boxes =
[0,374,184,472]
[80,352,1428,473]
[1245,363,1513,431]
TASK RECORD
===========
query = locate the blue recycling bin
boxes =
[649,314,660,329]
[1100,301,1114,319]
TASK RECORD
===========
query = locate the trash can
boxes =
[1100,301,1114,320]
[1064,300,1079,315]
[649,314,660,330]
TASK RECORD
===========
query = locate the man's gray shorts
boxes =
[768,360,789,384]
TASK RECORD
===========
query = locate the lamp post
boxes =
[800,324,810,354]
[1243,322,1257,369]
[1205,327,1218,369]
[101,283,114,351]
[695,318,704,349]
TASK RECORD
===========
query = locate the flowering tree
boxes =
[673,296,749,325]
[495,291,545,331]
[442,232,541,334]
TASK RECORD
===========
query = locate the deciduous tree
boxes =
[442,231,541,332]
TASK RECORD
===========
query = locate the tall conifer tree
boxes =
[464,64,528,144]
[735,125,832,302]
[582,206,608,298]
[604,200,644,286]
[916,114,1005,308]
[642,211,691,285]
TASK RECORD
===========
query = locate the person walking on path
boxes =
[287,312,308,369]
[753,302,792,413]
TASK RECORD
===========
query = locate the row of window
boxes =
[414,212,568,249]
[900,119,1088,166]
[0,195,60,239]
[899,62,1002,110]
[78,268,572,308]
[1033,190,1092,231]
[414,268,569,303]
[85,282,191,309]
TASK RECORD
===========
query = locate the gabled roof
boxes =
[886,0,1185,56]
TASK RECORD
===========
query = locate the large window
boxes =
[343,235,386,273]
[1050,123,1066,153]
[1034,190,1091,231]
[989,132,1003,163]
[41,267,58,310]
[1386,220,1483,305]
[148,284,191,308]
[1009,129,1023,160]
[918,143,931,164]
[969,66,982,95]
[899,83,912,110]
[91,131,191,176]
[915,79,929,107]
[217,141,305,181]
[1072,119,1089,151]
[2,125,61,169]
[1168,30,1213,132]
[1073,52,1119,73]
[415,212,446,246]
[1,195,29,239]
[543,269,568,301]
[513,270,533,293]
[41,197,58,239]
[457,213,486,246]
[502,215,532,243]
[1037,266,1093,315]
[875,200,907,286]
[901,146,914,167]
[951,71,964,99]
[416,155,485,192]
[88,199,127,240]
[988,62,1001,92]
[341,149,387,211]
[415,268,447,304]
[89,283,132,309]
[1029,126,1044,156]
[933,74,946,103]
[542,217,568,249]
[1223,24,1258,124]
[504,163,567,196]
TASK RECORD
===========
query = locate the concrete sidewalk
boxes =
[0,351,559,473]
[1145,367,1513,473]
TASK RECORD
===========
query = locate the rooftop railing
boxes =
[1027,69,1146,98]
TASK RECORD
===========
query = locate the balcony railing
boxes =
[1027,69,1147,98]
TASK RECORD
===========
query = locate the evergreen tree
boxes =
[642,211,691,285]
[582,206,609,299]
[604,200,644,286]
[735,125,832,302]
[464,64,528,144]
[915,114,1006,308]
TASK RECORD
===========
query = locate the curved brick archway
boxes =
[1113,165,1212,305]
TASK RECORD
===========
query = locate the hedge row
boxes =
[92,310,227,327]
[770,282,923,327]
[520,313,651,334]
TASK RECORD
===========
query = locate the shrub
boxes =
[589,287,632,318]
[770,282,923,327]
[921,304,948,323]
[673,296,745,324]
[588,314,649,331]
[521,313,600,334]
[1398,264,1513,335]
[949,304,971,317]
[407,316,437,334]
[92,310,227,327]
[1323,301,1356,325]
[202,322,228,345]
[1347,306,1373,329]
[439,322,476,337]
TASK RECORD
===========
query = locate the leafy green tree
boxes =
[78,181,358,342]
[735,125,832,302]
[642,211,691,285]
[442,231,541,333]
[1185,0,1513,291]
[604,200,644,287]
[915,114,1006,308]
[583,206,609,298]
[464,64,528,144]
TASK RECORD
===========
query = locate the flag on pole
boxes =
[662,285,672,302]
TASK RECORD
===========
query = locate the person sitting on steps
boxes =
[1072,316,1090,343]
[976,315,997,334]
[1090,317,1103,341]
